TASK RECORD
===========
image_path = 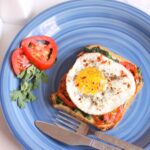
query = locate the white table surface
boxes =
[0,0,150,149]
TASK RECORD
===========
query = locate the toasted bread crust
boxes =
[50,44,144,131]
[50,93,115,130]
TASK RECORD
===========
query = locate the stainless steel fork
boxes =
[55,111,143,150]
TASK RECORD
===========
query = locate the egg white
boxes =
[66,53,136,115]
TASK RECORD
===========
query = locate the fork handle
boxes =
[94,131,143,150]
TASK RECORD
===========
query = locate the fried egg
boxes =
[66,52,136,115]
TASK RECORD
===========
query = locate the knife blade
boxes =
[35,121,120,150]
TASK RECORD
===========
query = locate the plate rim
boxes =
[0,0,150,149]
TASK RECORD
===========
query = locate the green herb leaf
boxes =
[54,58,57,64]
[17,99,26,108]
[73,107,91,119]
[24,72,32,81]
[99,115,104,120]
[11,90,22,101]
[137,67,142,74]
[35,68,41,74]
[21,81,29,91]
[98,49,109,57]
[27,65,36,74]
[83,46,120,63]
[41,72,48,83]
[18,93,26,101]
[83,47,92,52]
[24,99,31,102]
[56,96,63,104]
[17,70,26,79]
[107,54,112,59]
[91,47,100,52]
[84,46,109,56]
[27,92,36,101]
[32,79,40,89]
[23,65,37,81]
[85,114,91,120]
[11,64,49,108]
[112,58,119,63]
[73,108,80,112]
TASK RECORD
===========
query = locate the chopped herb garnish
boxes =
[99,115,104,120]
[73,108,80,112]
[113,58,119,63]
[73,107,91,119]
[107,54,112,59]
[83,46,119,63]
[11,65,48,108]
[41,72,49,83]
[99,49,109,57]
[83,47,91,52]
[54,58,57,64]
[17,99,26,109]
[56,96,63,104]
[17,70,26,79]
[137,67,142,75]
[85,114,91,120]
[11,90,23,101]
[83,47,109,56]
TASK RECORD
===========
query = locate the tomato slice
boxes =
[120,61,139,81]
[11,48,31,75]
[21,36,57,70]
[57,92,76,109]
[93,116,104,125]
[114,105,124,123]
[93,105,124,125]
[56,74,76,108]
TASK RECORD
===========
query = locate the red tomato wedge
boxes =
[11,48,31,75]
[21,36,57,70]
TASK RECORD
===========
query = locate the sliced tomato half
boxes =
[11,48,31,75]
[21,36,57,70]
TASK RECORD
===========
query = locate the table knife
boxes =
[35,121,120,150]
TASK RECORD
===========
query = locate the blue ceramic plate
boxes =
[0,0,150,149]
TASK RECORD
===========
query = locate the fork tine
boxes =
[57,114,78,126]
[59,111,81,123]
[56,117,77,130]
[57,111,89,135]
[55,122,73,132]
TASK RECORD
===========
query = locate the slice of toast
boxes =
[50,45,144,131]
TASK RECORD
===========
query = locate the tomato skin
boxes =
[93,116,104,125]
[21,36,57,70]
[11,48,31,75]
[56,74,76,108]
[103,113,112,123]
[93,105,124,125]
[57,92,76,109]
[114,105,124,123]
[120,61,138,81]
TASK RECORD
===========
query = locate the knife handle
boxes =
[89,139,120,150]
[94,131,143,150]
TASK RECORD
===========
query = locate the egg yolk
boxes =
[75,67,107,95]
